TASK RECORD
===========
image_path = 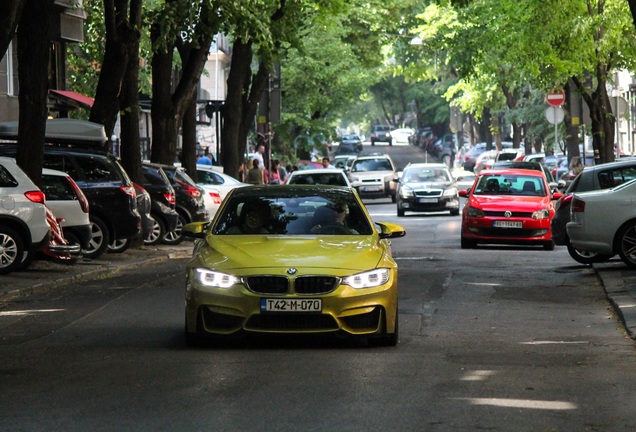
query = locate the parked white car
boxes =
[286,168,352,187]
[0,157,50,274]
[195,164,247,220]
[195,164,248,201]
[566,178,636,267]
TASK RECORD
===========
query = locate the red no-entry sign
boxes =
[546,90,565,107]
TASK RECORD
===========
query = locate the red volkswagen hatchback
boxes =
[458,168,561,250]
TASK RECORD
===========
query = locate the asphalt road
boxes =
[2,143,636,431]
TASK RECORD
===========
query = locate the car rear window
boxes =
[42,174,76,200]
[352,158,393,172]
[288,173,347,186]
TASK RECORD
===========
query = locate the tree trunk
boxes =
[181,96,197,181]
[150,28,211,165]
[574,66,615,165]
[0,0,26,58]
[221,39,271,180]
[15,0,55,187]
[118,0,143,185]
[89,0,130,137]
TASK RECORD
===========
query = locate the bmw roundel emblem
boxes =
[287,268,298,275]
[504,210,512,218]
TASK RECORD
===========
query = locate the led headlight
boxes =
[532,208,551,220]
[467,206,484,217]
[443,187,458,197]
[342,268,390,289]
[193,268,241,288]
[399,186,414,198]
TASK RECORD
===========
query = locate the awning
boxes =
[49,89,95,110]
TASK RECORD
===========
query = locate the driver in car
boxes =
[310,202,358,234]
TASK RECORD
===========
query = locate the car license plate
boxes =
[260,298,322,312]
[362,186,382,192]
[493,220,522,228]
[419,198,438,203]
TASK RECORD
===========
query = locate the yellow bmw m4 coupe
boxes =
[183,184,405,346]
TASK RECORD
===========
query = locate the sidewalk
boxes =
[0,242,194,303]
[592,260,636,339]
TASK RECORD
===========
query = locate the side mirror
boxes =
[458,189,469,198]
[376,222,406,239]
[552,191,563,200]
[182,221,209,239]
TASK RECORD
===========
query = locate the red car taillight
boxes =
[24,190,46,204]
[65,176,90,213]
[571,197,585,213]
[177,180,201,198]
[209,191,222,205]
[164,192,176,206]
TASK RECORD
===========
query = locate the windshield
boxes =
[402,167,451,183]
[213,192,373,235]
[473,174,546,196]
[352,158,393,172]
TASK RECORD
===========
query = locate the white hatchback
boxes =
[0,157,50,274]
[566,178,636,267]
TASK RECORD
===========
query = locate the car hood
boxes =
[195,235,387,272]
[470,194,551,210]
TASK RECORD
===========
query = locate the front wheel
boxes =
[566,241,612,265]
[543,240,555,251]
[617,222,636,268]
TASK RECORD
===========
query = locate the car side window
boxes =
[80,156,120,182]
[43,154,81,181]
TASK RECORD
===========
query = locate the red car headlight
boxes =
[467,206,484,217]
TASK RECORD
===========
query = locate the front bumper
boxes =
[185,269,398,337]
[398,196,459,213]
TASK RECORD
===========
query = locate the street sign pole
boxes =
[554,107,558,154]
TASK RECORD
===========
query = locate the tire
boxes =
[162,214,186,245]
[617,221,636,268]
[450,209,460,216]
[397,207,405,217]
[543,240,555,251]
[566,241,611,265]
[0,227,26,275]
[461,235,476,249]
[85,215,110,260]
[108,238,132,254]
[144,217,165,246]
[369,308,398,347]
